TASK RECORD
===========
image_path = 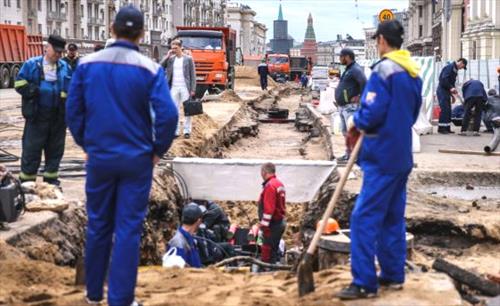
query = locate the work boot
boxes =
[336,284,377,300]
[378,278,404,290]
[458,131,468,136]
[85,297,102,305]
[472,132,481,136]
[43,177,61,187]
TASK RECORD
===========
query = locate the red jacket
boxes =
[258,175,286,228]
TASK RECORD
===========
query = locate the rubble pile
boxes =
[235,65,277,88]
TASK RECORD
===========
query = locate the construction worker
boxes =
[162,39,197,139]
[258,162,286,264]
[437,58,467,134]
[337,20,422,300]
[62,43,80,71]
[65,5,178,306]
[14,34,72,185]
[257,59,269,90]
[460,79,487,136]
[334,48,367,162]
[196,200,230,243]
[167,203,203,268]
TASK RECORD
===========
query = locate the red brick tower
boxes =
[301,13,318,64]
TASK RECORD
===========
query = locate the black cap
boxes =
[48,34,66,52]
[114,5,144,31]
[340,48,355,59]
[372,19,404,41]
[181,203,203,225]
[68,43,78,51]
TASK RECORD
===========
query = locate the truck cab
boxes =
[266,54,290,82]
[311,66,330,92]
[175,26,236,98]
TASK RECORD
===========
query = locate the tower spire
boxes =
[304,13,316,40]
[278,3,284,21]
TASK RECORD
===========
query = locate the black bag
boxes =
[0,168,25,223]
[183,98,203,117]
[21,83,40,120]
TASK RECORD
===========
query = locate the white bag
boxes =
[412,127,421,153]
[162,247,186,268]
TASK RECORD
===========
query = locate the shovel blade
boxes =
[297,253,315,296]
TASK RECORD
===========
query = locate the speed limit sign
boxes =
[378,9,395,22]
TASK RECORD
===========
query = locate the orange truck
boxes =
[266,53,290,82]
[175,26,237,98]
[0,24,43,89]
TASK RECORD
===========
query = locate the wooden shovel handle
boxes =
[305,133,364,255]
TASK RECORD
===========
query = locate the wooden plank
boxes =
[432,258,500,296]
[438,149,500,156]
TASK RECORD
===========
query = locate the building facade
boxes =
[333,35,365,63]
[1,0,225,48]
[270,3,293,54]
[300,13,318,63]
[363,27,377,60]
[316,42,333,66]
[461,0,500,59]
[226,2,267,57]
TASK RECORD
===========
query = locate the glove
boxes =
[346,126,361,154]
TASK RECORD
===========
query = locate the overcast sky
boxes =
[237,0,409,42]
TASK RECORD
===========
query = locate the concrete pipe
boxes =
[484,128,500,153]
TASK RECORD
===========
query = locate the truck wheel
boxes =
[228,67,235,90]
[9,66,20,88]
[195,85,208,99]
[0,65,10,89]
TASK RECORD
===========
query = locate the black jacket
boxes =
[258,63,269,77]
[462,79,487,102]
[438,62,458,91]
[335,62,366,106]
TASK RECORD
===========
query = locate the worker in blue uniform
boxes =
[14,35,72,185]
[65,6,178,306]
[337,20,422,300]
[437,58,467,134]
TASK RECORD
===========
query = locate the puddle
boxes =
[421,186,500,200]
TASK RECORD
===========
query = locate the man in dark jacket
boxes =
[337,20,422,300]
[437,58,467,134]
[14,34,72,185]
[334,48,367,161]
[62,43,80,71]
[460,79,487,136]
[258,59,269,90]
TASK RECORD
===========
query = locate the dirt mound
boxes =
[219,201,304,247]
[169,113,220,157]
[219,89,243,102]
[235,66,277,89]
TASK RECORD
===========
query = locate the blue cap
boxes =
[114,5,144,31]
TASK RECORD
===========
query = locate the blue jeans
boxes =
[350,165,410,293]
[85,156,153,306]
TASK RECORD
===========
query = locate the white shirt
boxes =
[172,56,186,88]
[43,58,57,82]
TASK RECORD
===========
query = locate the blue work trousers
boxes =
[84,156,153,306]
[350,166,410,293]
[437,87,452,131]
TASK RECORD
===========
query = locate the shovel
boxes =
[297,133,364,297]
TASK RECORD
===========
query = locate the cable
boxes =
[0,148,19,163]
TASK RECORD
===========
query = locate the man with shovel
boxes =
[336,20,423,300]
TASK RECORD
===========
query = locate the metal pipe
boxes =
[484,127,500,153]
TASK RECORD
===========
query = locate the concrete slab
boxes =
[0,210,57,242]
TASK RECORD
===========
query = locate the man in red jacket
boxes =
[258,162,286,264]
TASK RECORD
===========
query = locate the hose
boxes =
[0,148,19,163]
[484,127,500,153]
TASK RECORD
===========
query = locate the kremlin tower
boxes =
[301,13,318,64]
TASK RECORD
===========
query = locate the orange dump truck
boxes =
[0,24,43,89]
[175,26,237,98]
[266,53,290,82]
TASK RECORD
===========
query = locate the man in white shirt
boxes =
[162,40,197,138]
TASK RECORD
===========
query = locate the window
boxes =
[81,28,84,38]
[80,4,84,16]
[94,27,99,41]
[47,0,51,11]
[418,5,423,18]
[88,26,92,39]
[419,25,423,37]
[38,24,42,34]
[16,0,20,9]
[38,0,41,10]
[87,5,91,18]
[65,28,68,37]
